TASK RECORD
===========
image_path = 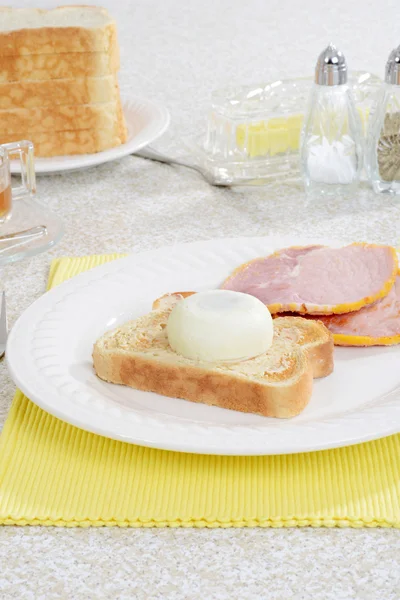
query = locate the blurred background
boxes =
[13,0,400,150]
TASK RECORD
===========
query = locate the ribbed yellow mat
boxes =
[0,254,400,528]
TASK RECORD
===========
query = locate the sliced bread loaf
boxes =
[0,97,125,134]
[0,6,117,56]
[0,75,119,109]
[0,47,119,83]
[0,6,126,157]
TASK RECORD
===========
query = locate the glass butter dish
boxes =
[190,71,381,186]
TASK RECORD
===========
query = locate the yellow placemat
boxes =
[0,254,399,528]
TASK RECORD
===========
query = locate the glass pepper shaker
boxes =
[366,45,400,195]
[300,44,364,197]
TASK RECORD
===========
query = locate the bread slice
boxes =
[0,125,127,158]
[93,292,334,418]
[153,292,334,379]
[0,6,117,56]
[0,75,119,109]
[272,317,333,378]
[0,96,125,134]
[93,308,313,419]
[0,47,119,83]
[0,93,128,157]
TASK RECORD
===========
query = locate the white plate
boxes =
[10,96,170,175]
[6,235,400,455]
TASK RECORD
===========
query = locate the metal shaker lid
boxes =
[385,44,400,84]
[315,43,347,86]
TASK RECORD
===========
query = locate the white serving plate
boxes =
[6,235,400,455]
[10,95,170,175]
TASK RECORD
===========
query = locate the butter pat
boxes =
[166,290,273,362]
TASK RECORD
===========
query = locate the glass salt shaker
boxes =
[300,44,364,197]
[366,45,400,195]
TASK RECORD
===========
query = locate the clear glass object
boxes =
[0,140,36,223]
[366,45,400,195]
[300,44,364,197]
[190,71,380,186]
[300,83,364,197]
[0,140,63,265]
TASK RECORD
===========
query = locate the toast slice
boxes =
[0,47,119,83]
[152,292,334,378]
[0,75,120,109]
[92,305,313,419]
[0,6,118,57]
[93,292,334,419]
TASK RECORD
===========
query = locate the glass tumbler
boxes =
[0,140,36,223]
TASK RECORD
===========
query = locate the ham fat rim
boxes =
[221,243,399,316]
[309,271,400,346]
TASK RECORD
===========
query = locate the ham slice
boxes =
[221,243,398,315]
[306,274,400,346]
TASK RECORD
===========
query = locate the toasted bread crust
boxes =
[273,316,334,378]
[92,344,313,419]
[303,333,334,376]
[152,291,196,310]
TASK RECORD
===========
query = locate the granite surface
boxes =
[1,0,400,598]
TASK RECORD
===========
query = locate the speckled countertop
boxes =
[1,0,400,598]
